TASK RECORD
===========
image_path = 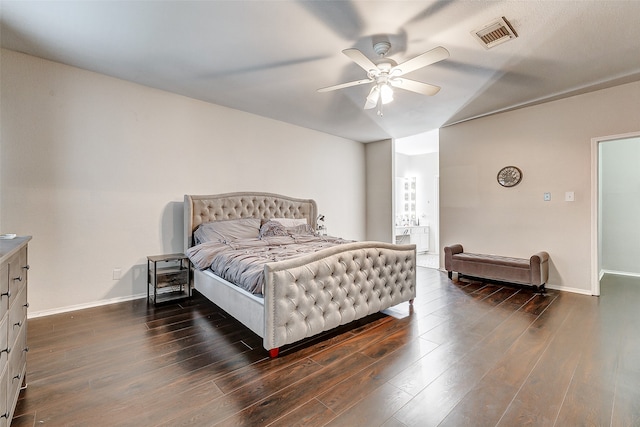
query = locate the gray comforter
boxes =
[186,235,349,295]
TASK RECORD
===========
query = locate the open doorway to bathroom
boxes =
[394,129,439,269]
[592,132,640,295]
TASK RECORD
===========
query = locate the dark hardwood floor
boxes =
[11,268,640,426]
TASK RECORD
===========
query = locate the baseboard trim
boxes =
[600,269,640,279]
[544,284,594,296]
[28,293,147,319]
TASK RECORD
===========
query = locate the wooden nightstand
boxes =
[147,253,190,304]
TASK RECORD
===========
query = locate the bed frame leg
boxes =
[269,348,280,358]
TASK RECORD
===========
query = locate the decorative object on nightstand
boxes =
[0,235,31,424]
[147,253,190,304]
[497,166,522,187]
[316,214,327,236]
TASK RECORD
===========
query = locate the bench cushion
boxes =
[452,253,529,268]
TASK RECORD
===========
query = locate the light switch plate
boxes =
[544,192,551,201]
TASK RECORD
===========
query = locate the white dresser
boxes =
[395,226,429,253]
[0,237,30,426]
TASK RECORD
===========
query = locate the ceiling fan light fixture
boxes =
[364,83,393,110]
[380,83,394,104]
[364,85,380,109]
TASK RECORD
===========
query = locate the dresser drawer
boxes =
[0,265,7,322]
[0,366,7,427]
[7,324,27,420]
[0,316,6,371]
[7,249,27,308]
[8,287,27,349]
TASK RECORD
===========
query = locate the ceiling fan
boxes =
[318,40,449,115]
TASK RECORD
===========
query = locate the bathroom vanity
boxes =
[395,226,429,253]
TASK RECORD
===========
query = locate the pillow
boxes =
[259,221,316,239]
[194,218,261,243]
[258,220,289,239]
[286,224,316,236]
[268,217,308,227]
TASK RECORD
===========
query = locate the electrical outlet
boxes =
[544,192,551,201]
[565,191,575,202]
[113,268,122,280]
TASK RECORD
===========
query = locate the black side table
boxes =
[147,253,190,304]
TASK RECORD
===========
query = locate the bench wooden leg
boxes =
[448,271,452,279]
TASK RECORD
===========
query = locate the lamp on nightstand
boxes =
[317,214,327,236]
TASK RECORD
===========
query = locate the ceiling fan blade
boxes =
[342,48,378,73]
[389,78,441,96]
[317,78,372,93]
[391,46,449,76]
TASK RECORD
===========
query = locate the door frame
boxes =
[591,131,640,296]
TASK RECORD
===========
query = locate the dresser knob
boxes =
[0,347,8,354]
[13,321,22,328]
[12,374,21,381]
[23,346,29,353]
[0,291,10,298]
[13,276,22,282]
[22,265,30,270]
[24,302,29,308]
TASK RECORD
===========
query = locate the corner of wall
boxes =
[365,139,393,242]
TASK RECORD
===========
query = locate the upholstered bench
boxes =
[444,244,549,292]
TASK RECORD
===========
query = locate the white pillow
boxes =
[270,217,307,227]
[194,218,261,243]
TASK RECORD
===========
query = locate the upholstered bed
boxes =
[184,192,416,357]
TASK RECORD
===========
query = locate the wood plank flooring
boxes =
[11,268,640,426]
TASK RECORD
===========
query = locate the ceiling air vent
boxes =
[472,17,518,49]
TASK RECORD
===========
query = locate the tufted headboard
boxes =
[184,192,318,250]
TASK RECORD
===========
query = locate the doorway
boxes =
[394,129,439,269]
[591,132,640,295]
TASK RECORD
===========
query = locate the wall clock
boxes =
[497,166,522,187]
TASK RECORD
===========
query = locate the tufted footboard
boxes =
[263,242,416,354]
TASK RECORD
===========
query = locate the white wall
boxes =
[440,80,640,294]
[0,49,366,315]
[600,137,640,275]
[365,139,393,243]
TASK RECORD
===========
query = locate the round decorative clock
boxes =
[497,166,522,187]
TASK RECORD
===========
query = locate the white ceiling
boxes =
[396,129,439,156]
[2,1,640,143]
